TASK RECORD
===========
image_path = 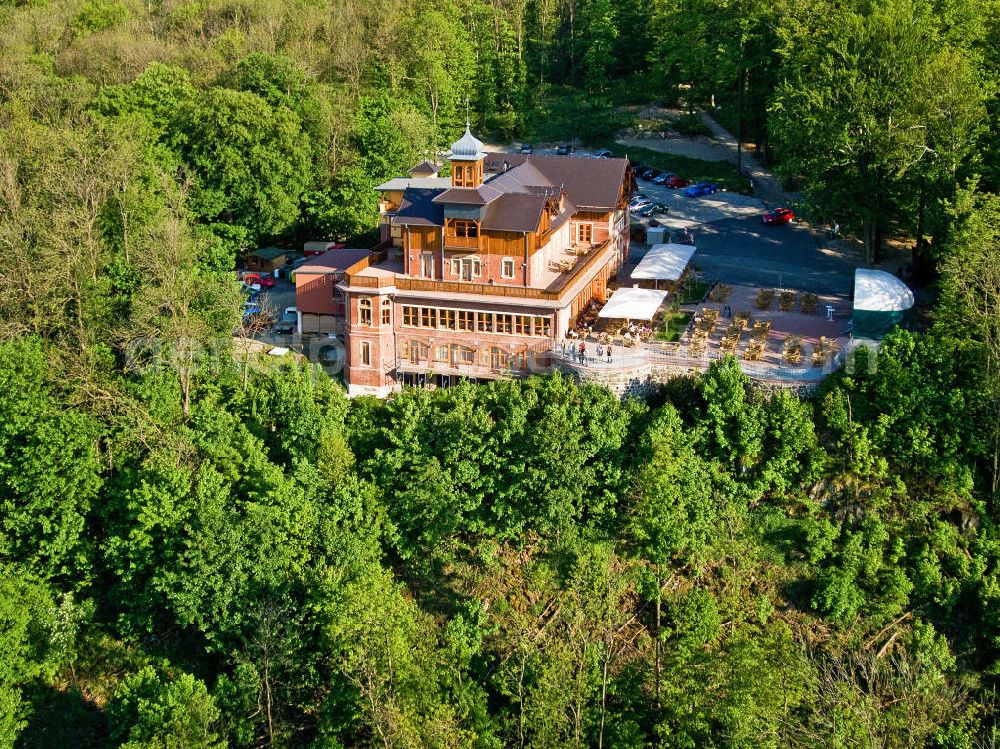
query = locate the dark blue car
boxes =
[685,182,719,197]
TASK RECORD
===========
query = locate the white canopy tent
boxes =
[853,269,914,311]
[597,288,669,320]
[631,243,698,282]
[852,269,914,339]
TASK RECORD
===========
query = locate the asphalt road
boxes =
[632,178,857,298]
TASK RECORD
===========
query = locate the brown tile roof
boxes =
[481,193,547,233]
[518,155,628,210]
[408,160,441,176]
[389,153,627,230]
[296,248,370,274]
[484,153,528,172]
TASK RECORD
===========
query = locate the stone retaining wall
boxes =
[555,360,821,399]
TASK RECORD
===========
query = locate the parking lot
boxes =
[502,145,859,298]
[630,176,857,298]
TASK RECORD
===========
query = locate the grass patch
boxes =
[654,311,693,341]
[609,143,752,194]
[678,280,711,304]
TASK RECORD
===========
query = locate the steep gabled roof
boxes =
[408,160,441,176]
[481,193,547,233]
[523,155,628,210]
[483,152,528,172]
[393,187,444,227]
[388,153,628,229]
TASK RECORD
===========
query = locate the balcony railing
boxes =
[548,343,844,383]
[443,235,480,250]
[342,240,394,288]
[391,239,613,301]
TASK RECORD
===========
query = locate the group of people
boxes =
[562,340,613,364]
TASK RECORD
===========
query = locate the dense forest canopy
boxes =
[3,0,1000,746]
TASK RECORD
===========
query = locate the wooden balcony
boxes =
[443,234,480,250]
[342,238,615,304]
[393,238,613,301]
[343,240,394,287]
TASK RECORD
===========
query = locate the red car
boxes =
[242,272,276,288]
[664,175,691,189]
[304,242,346,257]
[763,207,795,225]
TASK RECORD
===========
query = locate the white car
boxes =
[630,199,653,213]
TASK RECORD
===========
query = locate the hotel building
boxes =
[295,125,634,396]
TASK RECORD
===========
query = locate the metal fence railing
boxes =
[547,342,844,382]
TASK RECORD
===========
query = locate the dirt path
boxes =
[615,134,733,163]
[618,112,795,206]
[697,112,792,205]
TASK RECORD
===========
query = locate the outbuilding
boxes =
[852,269,914,339]
[244,246,288,273]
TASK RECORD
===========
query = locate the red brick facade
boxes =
[303,142,635,396]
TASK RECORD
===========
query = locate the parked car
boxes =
[520,143,533,154]
[664,175,691,189]
[628,193,648,207]
[763,207,795,225]
[685,182,719,197]
[304,242,345,257]
[242,272,276,288]
[556,144,573,155]
[273,306,298,334]
[593,148,614,158]
[639,168,660,180]
[671,228,696,245]
[630,199,653,213]
[637,203,669,217]
[630,163,646,176]
[652,172,676,185]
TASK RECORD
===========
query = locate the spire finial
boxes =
[465,97,470,130]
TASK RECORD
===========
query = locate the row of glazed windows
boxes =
[400,306,552,336]
[399,341,528,371]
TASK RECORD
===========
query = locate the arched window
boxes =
[381,297,391,325]
[358,297,372,325]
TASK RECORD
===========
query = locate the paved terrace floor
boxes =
[559,284,850,382]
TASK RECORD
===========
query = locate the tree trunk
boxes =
[599,653,609,749]
[655,563,662,710]
[736,53,745,178]
[263,652,275,747]
[913,177,930,281]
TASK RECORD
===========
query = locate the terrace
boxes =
[550,283,851,385]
